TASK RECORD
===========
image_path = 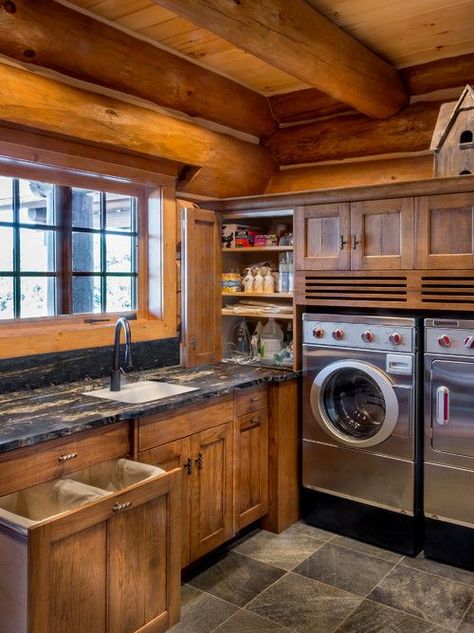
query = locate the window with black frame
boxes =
[0,176,138,320]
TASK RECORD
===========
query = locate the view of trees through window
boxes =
[0,176,138,319]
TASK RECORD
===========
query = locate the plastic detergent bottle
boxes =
[260,318,284,361]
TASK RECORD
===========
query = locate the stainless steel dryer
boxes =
[424,318,474,570]
[302,313,422,555]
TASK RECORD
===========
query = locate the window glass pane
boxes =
[0,277,14,319]
[19,180,56,225]
[105,192,135,232]
[20,277,56,318]
[106,234,134,272]
[72,232,101,272]
[0,227,13,270]
[106,276,134,312]
[72,276,101,314]
[0,176,13,222]
[20,228,56,272]
[72,189,101,229]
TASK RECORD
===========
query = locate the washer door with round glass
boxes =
[310,360,399,448]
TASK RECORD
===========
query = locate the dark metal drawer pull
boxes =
[58,452,78,463]
[195,453,203,470]
[183,458,193,475]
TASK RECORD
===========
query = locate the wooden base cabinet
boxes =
[0,461,181,633]
[235,408,269,529]
[140,415,234,567]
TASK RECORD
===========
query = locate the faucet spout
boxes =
[111,317,133,391]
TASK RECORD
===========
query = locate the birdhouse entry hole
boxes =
[460,130,473,144]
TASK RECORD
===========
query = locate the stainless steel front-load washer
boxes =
[302,313,422,555]
[424,318,474,570]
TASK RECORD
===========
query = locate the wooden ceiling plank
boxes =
[265,101,442,165]
[0,0,276,137]
[0,62,275,197]
[150,0,409,118]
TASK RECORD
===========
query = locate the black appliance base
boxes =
[425,518,474,571]
[302,488,423,557]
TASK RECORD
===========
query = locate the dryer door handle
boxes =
[436,386,450,426]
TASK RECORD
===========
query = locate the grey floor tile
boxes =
[234,529,325,571]
[331,534,403,563]
[457,602,474,633]
[400,553,474,588]
[336,599,451,633]
[368,565,474,631]
[247,571,362,633]
[294,542,396,596]
[287,520,336,542]
[188,551,285,607]
[169,585,238,633]
[214,609,295,632]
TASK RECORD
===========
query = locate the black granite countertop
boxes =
[0,362,298,455]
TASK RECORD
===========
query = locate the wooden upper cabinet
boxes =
[415,192,474,269]
[350,198,414,270]
[182,207,222,367]
[190,422,234,561]
[295,203,350,270]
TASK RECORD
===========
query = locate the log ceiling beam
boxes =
[265,101,442,165]
[151,0,408,119]
[270,53,474,125]
[0,62,275,198]
[0,0,276,138]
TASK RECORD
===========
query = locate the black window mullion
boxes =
[131,198,138,310]
[12,179,20,318]
[56,186,72,315]
[100,192,106,312]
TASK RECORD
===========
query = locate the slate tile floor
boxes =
[170,522,474,633]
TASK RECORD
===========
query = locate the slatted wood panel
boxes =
[69,0,474,93]
[296,270,474,310]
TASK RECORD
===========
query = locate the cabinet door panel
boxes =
[236,409,268,529]
[141,438,192,567]
[49,524,107,633]
[108,497,167,633]
[190,422,234,561]
[415,192,474,269]
[295,204,350,270]
[351,198,414,270]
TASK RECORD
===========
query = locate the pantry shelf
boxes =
[222,292,293,298]
[222,308,293,320]
[222,246,293,252]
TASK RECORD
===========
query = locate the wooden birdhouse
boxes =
[431,85,474,177]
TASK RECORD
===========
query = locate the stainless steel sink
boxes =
[84,380,199,404]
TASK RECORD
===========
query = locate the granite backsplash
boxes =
[0,337,180,393]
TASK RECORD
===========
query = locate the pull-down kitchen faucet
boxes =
[110,317,133,391]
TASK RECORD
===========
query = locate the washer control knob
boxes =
[389,332,402,346]
[332,329,344,341]
[464,336,474,349]
[438,335,452,348]
[361,330,374,343]
[312,327,325,339]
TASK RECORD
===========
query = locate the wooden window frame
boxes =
[0,137,177,359]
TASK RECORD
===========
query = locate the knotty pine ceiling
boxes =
[68,0,474,95]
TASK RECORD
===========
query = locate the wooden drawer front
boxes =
[138,396,233,451]
[0,423,130,497]
[235,385,268,416]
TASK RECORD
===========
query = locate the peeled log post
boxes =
[0,0,276,138]
[265,101,442,165]
[0,62,276,198]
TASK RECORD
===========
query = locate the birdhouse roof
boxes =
[430,84,474,152]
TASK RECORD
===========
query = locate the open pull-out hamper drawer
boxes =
[0,459,181,633]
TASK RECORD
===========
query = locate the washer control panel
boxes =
[426,322,474,356]
[303,318,415,352]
